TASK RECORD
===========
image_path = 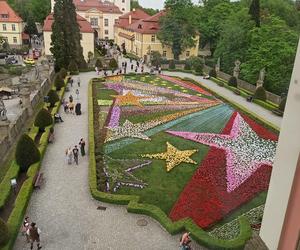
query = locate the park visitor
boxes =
[27,222,42,250]
[79,138,86,156]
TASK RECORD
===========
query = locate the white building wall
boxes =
[260,39,300,249]
[110,0,130,13]
[102,13,120,40]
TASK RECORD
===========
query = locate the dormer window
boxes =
[1,14,8,18]
[138,24,142,29]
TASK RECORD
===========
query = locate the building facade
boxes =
[50,0,130,40]
[43,13,94,61]
[114,9,200,62]
[0,0,25,47]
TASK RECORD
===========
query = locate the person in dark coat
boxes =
[79,138,86,156]
[75,103,81,115]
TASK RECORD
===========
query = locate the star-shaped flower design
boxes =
[112,91,148,108]
[141,142,198,172]
[167,113,277,192]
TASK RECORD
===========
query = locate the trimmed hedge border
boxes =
[88,80,252,249]
[0,78,68,250]
[163,68,202,76]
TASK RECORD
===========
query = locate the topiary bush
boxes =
[209,68,217,78]
[228,76,238,88]
[54,73,65,91]
[169,60,175,70]
[184,60,192,70]
[59,67,68,79]
[95,59,103,69]
[34,108,53,132]
[48,89,59,108]
[0,218,9,246]
[68,60,78,74]
[279,96,287,112]
[191,57,203,74]
[109,58,118,70]
[16,134,40,172]
[254,86,267,101]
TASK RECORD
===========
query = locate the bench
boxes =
[33,172,44,189]
[272,109,284,117]
[233,89,241,95]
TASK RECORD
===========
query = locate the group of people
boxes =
[65,138,86,165]
[21,217,42,250]
[62,95,81,115]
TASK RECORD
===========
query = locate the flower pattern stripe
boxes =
[168,112,277,228]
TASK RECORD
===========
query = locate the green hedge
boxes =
[124,53,140,61]
[88,81,252,249]
[0,78,67,250]
[163,68,202,76]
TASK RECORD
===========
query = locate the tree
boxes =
[51,0,85,70]
[34,108,53,132]
[30,0,51,24]
[158,0,198,60]
[240,16,298,94]
[54,73,65,91]
[189,56,203,73]
[0,218,9,247]
[249,0,260,27]
[68,60,78,74]
[130,0,159,16]
[228,76,238,87]
[48,90,59,107]
[169,60,175,69]
[95,59,103,69]
[209,68,217,78]
[24,15,38,37]
[151,51,162,67]
[16,134,40,172]
[254,86,267,101]
[109,58,118,70]
[59,67,68,79]
[87,51,94,63]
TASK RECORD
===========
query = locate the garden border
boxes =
[0,78,68,250]
[88,80,252,249]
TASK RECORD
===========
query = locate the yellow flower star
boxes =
[112,92,148,108]
[142,142,198,172]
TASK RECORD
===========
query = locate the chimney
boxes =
[129,15,132,24]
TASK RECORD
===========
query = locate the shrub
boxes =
[48,89,59,107]
[79,59,88,69]
[122,48,127,55]
[279,96,287,112]
[95,59,103,69]
[54,73,65,91]
[151,51,162,67]
[59,67,68,79]
[209,68,217,78]
[109,58,118,70]
[184,60,192,70]
[228,76,238,87]
[68,60,78,74]
[169,60,175,69]
[0,218,9,246]
[34,108,53,132]
[16,134,40,172]
[191,57,203,74]
[254,86,267,101]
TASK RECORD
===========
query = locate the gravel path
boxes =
[14,71,206,250]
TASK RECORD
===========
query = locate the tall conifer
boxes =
[249,0,260,27]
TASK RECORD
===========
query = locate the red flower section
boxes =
[169,112,276,228]
[159,75,213,97]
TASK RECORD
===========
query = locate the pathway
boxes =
[14,71,205,250]
[161,71,282,128]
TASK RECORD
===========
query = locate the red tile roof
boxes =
[43,13,94,33]
[115,8,150,29]
[0,0,22,23]
[73,0,122,14]
[127,10,166,34]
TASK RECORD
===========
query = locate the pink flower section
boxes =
[108,106,121,128]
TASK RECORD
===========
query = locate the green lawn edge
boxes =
[88,80,252,249]
[0,78,68,250]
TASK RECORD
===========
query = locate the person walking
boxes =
[158,66,162,74]
[180,232,192,250]
[69,94,73,103]
[21,216,30,243]
[131,64,134,71]
[77,77,80,87]
[76,89,79,100]
[73,146,79,165]
[68,102,75,114]
[79,138,86,156]
[27,222,42,250]
[70,78,73,87]
[66,147,73,165]
[141,65,144,73]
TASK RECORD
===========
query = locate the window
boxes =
[12,24,16,31]
[151,35,155,42]
[105,36,109,40]
[122,8,125,11]
[1,14,8,18]
[105,30,109,35]
[163,51,167,58]
[115,19,118,24]
[13,37,17,43]
[90,18,98,27]
[186,51,190,57]
[104,19,109,27]
[2,24,6,31]
[122,0,125,2]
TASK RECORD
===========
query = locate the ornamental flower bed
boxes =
[93,74,278,233]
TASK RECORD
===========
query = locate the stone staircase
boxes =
[244,233,269,250]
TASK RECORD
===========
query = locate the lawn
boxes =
[93,74,278,232]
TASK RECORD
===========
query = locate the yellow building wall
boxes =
[115,27,200,61]
[0,22,23,46]
[43,31,94,61]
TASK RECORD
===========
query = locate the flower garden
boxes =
[91,74,278,243]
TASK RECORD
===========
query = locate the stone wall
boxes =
[203,65,281,105]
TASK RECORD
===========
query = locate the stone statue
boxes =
[233,60,241,79]
[215,57,220,73]
[0,98,7,121]
[257,68,266,88]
